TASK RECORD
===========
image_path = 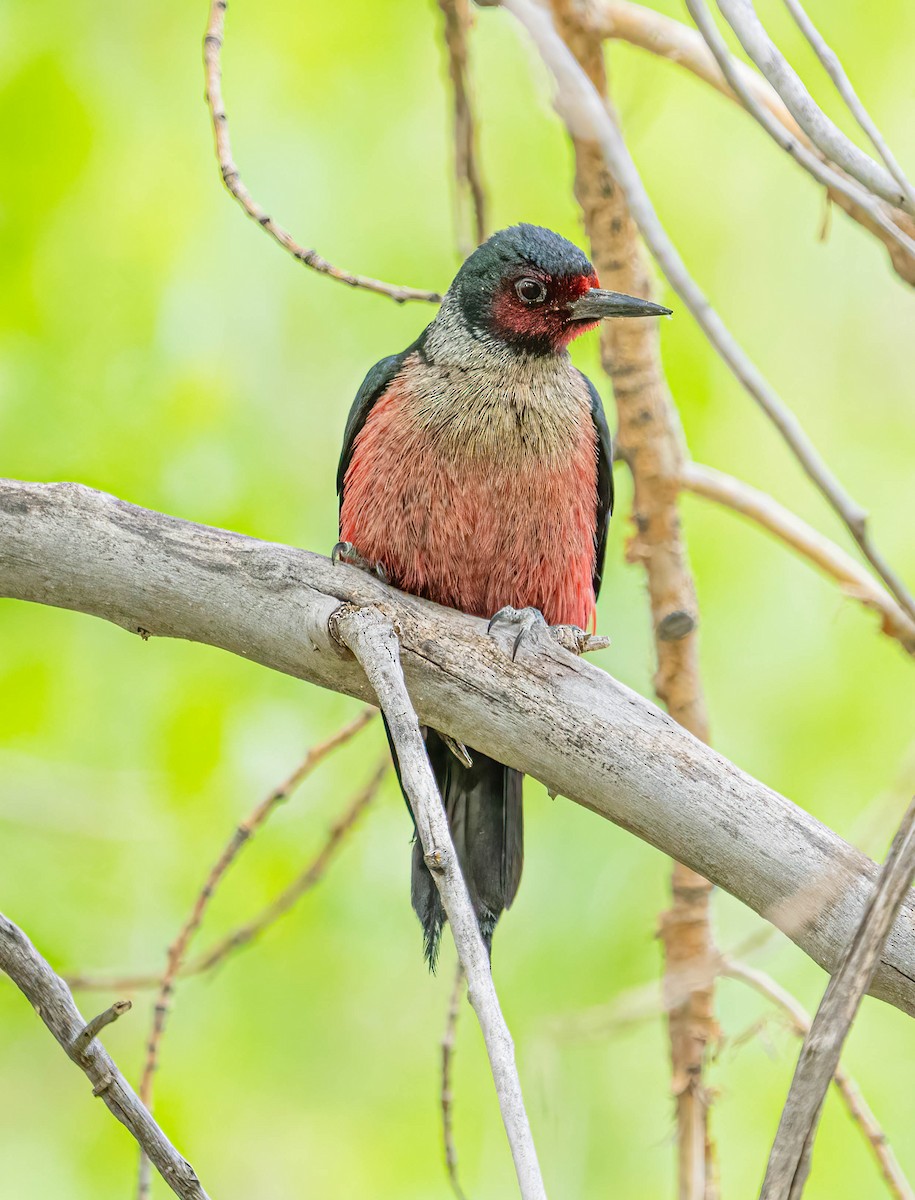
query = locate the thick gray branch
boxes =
[0,912,209,1200]
[3,479,915,1020]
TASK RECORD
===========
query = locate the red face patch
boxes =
[489,270,600,352]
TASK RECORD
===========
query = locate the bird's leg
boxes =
[487,606,610,660]
[331,541,390,584]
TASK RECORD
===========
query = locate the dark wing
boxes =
[579,371,614,599]
[336,332,427,508]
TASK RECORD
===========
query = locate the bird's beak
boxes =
[569,288,672,320]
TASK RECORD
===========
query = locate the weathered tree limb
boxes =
[4,478,915,1021]
[589,0,915,288]
[715,0,912,214]
[330,605,546,1200]
[202,0,440,304]
[780,0,915,214]
[548,3,717,1193]
[681,463,915,657]
[760,797,915,1200]
[0,913,210,1200]
[683,0,915,265]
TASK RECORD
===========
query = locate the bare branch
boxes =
[67,762,388,993]
[438,0,488,255]
[135,706,377,1196]
[0,913,210,1200]
[716,0,912,213]
[6,480,915,1019]
[441,964,469,1200]
[330,604,546,1200]
[781,0,915,213]
[723,960,915,1200]
[760,797,915,1199]
[202,0,441,304]
[590,0,915,287]
[681,463,915,657]
[683,0,915,265]
[495,0,915,629]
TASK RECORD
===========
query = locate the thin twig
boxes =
[330,604,546,1200]
[68,760,388,994]
[715,0,912,214]
[681,462,915,656]
[136,707,376,1197]
[589,0,915,287]
[442,963,469,1200]
[760,797,915,1199]
[202,0,440,304]
[684,0,915,264]
[438,0,488,255]
[72,999,133,1056]
[496,0,915,630]
[723,960,915,1200]
[780,0,915,213]
[0,914,210,1200]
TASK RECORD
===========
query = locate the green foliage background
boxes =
[2,1,914,1195]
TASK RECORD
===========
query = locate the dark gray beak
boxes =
[569,288,672,320]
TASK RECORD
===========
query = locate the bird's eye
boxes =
[515,278,547,305]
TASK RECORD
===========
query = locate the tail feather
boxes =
[411,730,523,969]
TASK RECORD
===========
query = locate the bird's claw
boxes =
[487,606,550,661]
[487,607,610,661]
[331,541,389,584]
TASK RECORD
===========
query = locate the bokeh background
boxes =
[2,0,914,1195]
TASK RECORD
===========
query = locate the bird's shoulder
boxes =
[336,331,429,496]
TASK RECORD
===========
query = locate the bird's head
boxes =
[446,223,670,356]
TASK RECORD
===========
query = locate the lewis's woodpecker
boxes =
[336,224,670,966]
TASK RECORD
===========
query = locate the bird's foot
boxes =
[487,606,610,660]
[331,541,389,584]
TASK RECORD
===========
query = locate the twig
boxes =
[330,604,546,1200]
[589,0,915,287]
[681,462,915,656]
[68,761,388,994]
[684,0,915,265]
[442,963,469,1200]
[760,796,915,1199]
[72,999,132,1056]
[723,960,915,1200]
[547,3,717,1193]
[438,0,488,255]
[202,0,440,304]
[0,914,209,1200]
[715,0,912,213]
[136,707,376,1197]
[496,0,915,631]
[781,0,915,213]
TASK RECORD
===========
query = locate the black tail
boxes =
[410,731,523,970]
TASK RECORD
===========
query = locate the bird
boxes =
[336,224,670,967]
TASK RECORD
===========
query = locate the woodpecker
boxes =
[336,224,670,967]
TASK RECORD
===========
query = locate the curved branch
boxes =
[590,0,915,287]
[0,913,209,1200]
[203,0,441,304]
[716,0,911,213]
[681,463,915,656]
[4,478,915,1020]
